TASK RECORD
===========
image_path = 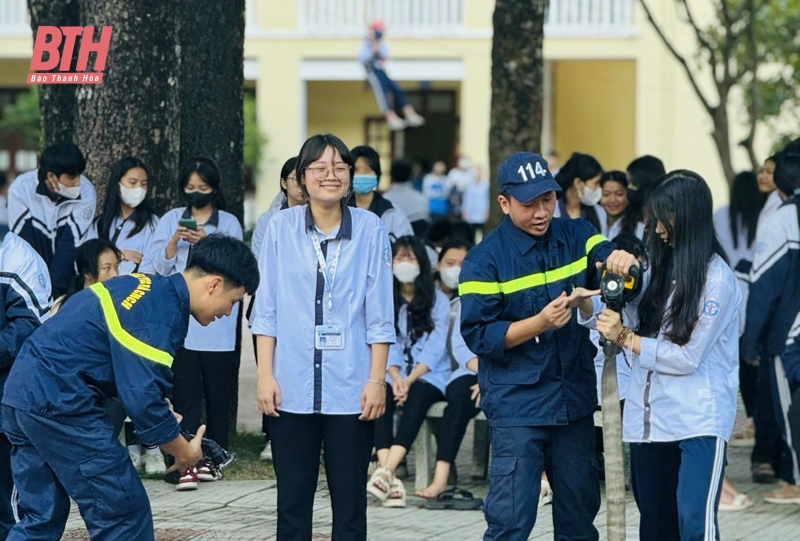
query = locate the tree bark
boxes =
[488,0,547,231]
[27,0,80,147]
[177,0,246,223]
[75,0,182,212]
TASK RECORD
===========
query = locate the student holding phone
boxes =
[141,157,243,490]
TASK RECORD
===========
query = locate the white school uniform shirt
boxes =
[446,298,478,386]
[141,207,243,352]
[251,205,396,414]
[607,219,646,242]
[87,213,160,275]
[713,206,754,270]
[757,190,782,232]
[461,180,490,225]
[623,255,741,443]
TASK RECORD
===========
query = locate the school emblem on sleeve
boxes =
[383,244,392,267]
[37,273,46,289]
[83,208,93,221]
[703,300,720,317]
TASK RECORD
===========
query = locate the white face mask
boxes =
[56,182,81,200]
[439,266,461,290]
[579,184,602,206]
[119,185,147,208]
[393,261,421,284]
[458,158,470,170]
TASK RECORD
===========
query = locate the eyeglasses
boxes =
[306,165,351,181]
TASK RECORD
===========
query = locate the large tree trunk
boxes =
[710,107,736,186]
[488,0,547,231]
[75,0,182,212]
[177,0,245,437]
[178,0,246,223]
[28,0,80,146]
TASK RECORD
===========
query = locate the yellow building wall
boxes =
[553,60,636,172]
[0,59,30,87]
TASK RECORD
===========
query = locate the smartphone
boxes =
[179,217,198,231]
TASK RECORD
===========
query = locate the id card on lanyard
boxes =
[310,228,345,350]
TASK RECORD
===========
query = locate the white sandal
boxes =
[367,466,392,502]
[382,477,407,508]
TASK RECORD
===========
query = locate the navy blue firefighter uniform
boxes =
[1,273,190,541]
[460,216,613,541]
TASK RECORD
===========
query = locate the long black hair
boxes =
[60,239,122,308]
[637,170,726,346]
[728,171,765,250]
[555,152,603,193]
[393,235,436,344]
[296,134,355,199]
[98,156,158,240]
[774,152,800,228]
[178,157,226,210]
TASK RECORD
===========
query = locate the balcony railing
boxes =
[546,0,635,37]
[0,0,30,36]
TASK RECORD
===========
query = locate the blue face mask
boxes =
[353,175,378,195]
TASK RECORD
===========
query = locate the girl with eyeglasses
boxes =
[252,133,395,540]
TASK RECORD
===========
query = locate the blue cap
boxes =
[497,152,561,203]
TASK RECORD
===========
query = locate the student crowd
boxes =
[0,133,798,541]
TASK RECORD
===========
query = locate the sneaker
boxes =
[404,113,425,128]
[386,116,405,131]
[129,452,143,471]
[196,458,222,482]
[142,452,166,475]
[259,442,273,461]
[176,467,198,491]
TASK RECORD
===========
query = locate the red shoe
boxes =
[176,467,198,491]
[196,458,222,482]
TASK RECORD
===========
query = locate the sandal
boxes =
[426,487,484,510]
[538,478,553,508]
[752,462,777,484]
[382,477,407,508]
[729,419,755,447]
[367,466,392,502]
[763,481,800,505]
[718,492,753,511]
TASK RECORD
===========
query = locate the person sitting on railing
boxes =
[357,19,425,131]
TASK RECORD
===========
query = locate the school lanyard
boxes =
[309,228,342,326]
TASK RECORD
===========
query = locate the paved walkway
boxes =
[58,308,800,539]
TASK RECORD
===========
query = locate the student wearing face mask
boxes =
[554,152,608,236]
[88,157,159,276]
[369,235,451,508]
[348,145,414,243]
[8,142,96,297]
[416,237,484,500]
[142,157,243,490]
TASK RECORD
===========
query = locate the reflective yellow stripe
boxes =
[459,281,501,296]
[90,283,173,368]
[585,234,606,255]
[460,235,607,297]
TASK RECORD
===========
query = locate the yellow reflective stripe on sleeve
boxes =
[459,281,501,296]
[585,234,607,255]
[89,283,173,368]
[458,257,589,296]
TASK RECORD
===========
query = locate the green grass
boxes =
[222,431,276,480]
[139,432,276,482]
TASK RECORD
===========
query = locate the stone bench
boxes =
[411,401,489,492]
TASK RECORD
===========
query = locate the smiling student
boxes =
[252,134,395,540]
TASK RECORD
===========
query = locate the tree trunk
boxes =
[710,106,736,187]
[75,0,182,212]
[176,0,245,436]
[177,0,246,223]
[601,343,626,541]
[27,0,80,147]
[488,0,547,231]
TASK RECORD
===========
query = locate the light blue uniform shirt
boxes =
[447,297,478,385]
[251,205,396,415]
[140,207,243,352]
[87,214,160,275]
[387,289,452,394]
[623,255,741,443]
